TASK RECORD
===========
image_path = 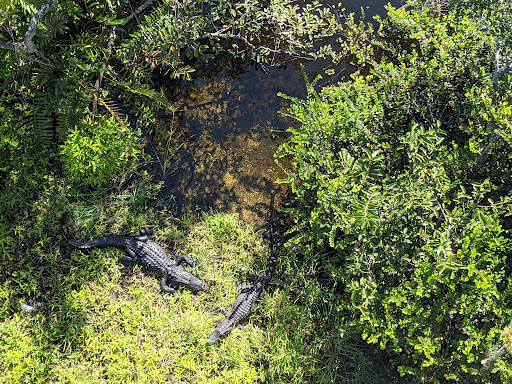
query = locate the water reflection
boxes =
[159,63,300,225]
[156,0,402,225]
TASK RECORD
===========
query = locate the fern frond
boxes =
[30,64,54,88]
[121,4,189,70]
[33,91,54,146]
[97,96,129,130]
[38,11,69,50]
[55,90,86,138]
[118,82,174,111]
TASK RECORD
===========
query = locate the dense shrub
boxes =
[277,5,512,382]
[60,115,140,186]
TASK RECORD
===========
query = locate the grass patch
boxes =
[0,160,390,383]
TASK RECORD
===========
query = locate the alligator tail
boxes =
[207,330,221,345]
[60,212,126,249]
[66,235,131,249]
[60,212,91,248]
[60,211,95,248]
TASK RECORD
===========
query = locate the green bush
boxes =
[0,0,341,184]
[60,115,140,186]
[277,5,512,382]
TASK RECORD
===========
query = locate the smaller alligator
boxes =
[61,215,207,295]
[207,226,278,345]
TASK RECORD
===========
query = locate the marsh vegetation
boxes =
[1,0,512,382]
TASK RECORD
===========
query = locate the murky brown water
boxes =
[157,63,301,225]
[154,0,401,226]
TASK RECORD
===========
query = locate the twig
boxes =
[0,0,58,52]
[92,26,118,114]
[24,0,58,52]
[92,0,157,113]
[0,40,20,50]
[468,131,502,179]
[482,345,507,371]
[124,0,156,26]
[492,42,512,85]
[481,318,512,371]
[466,14,510,180]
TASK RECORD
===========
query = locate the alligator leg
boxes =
[236,282,253,293]
[211,305,245,328]
[142,227,154,236]
[212,306,228,316]
[160,273,179,295]
[133,227,151,242]
[174,254,195,267]
[120,247,138,267]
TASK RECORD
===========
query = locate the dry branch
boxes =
[0,0,58,52]
[124,0,155,25]
[91,0,156,113]
[481,319,512,371]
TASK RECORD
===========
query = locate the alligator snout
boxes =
[207,330,221,345]
[191,278,208,292]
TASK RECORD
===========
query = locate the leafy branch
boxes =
[0,0,58,52]
[481,319,512,371]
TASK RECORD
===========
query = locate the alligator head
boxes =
[169,266,207,292]
[207,319,234,345]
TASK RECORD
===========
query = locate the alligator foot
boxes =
[207,330,221,345]
[212,306,228,316]
[236,282,252,293]
[120,247,138,267]
[160,275,179,295]
[133,227,152,242]
[120,256,132,267]
[174,254,195,267]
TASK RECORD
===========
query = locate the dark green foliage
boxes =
[277,4,512,382]
[4,0,512,381]
[0,0,159,179]
[120,0,337,79]
[0,1,387,380]
[0,0,340,180]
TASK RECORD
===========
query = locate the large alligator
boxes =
[61,215,207,295]
[207,226,278,345]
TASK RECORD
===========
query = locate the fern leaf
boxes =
[30,65,54,89]
[118,82,174,111]
[97,97,129,130]
[33,91,54,146]
[55,90,86,138]
[37,11,69,50]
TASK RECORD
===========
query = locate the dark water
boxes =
[156,0,403,225]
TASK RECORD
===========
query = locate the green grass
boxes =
[0,159,390,383]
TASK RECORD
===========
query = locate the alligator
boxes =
[61,215,207,295]
[207,226,278,345]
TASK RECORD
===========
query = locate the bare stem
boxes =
[0,40,26,51]
[468,132,502,179]
[481,318,512,371]
[92,27,118,114]
[482,345,507,371]
[0,0,58,52]
[24,0,58,52]
[124,0,155,26]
